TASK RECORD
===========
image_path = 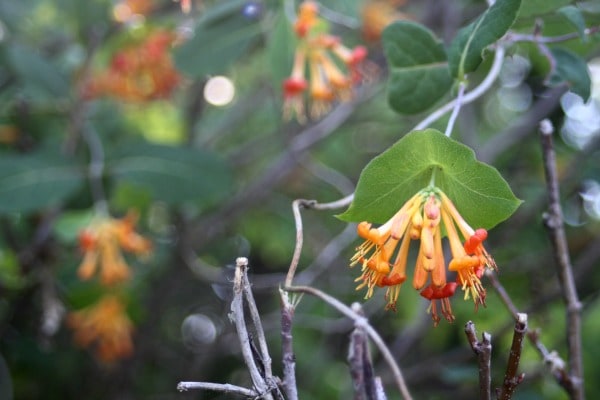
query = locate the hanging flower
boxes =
[67,294,134,362]
[350,187,496,326]
[282,1,368,122]
[77,210,152,286]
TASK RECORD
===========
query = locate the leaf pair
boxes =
[384,0,522,114]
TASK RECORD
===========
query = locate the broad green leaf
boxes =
[338,129,522,230]
[266,11,296,87]
[547,47,591,101]
[173,0,262,78]
[517,0,570,18]
[6,43,69,99]
[109,143,233,207]
[0,151,84,214]
[382,21,452,114]
[448,0,521,79]
[557,6,587,41]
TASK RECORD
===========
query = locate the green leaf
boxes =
[173,0,262,78]
[547,47,591,101]
[109,143,233,207]
[517,0,570,18]
[338,129,522,230]
[266,11,296,87]
[557,6,587,41]
[0,151,84,214]
[6,43,69,99]
[448,0,521,79]
[382,21,452,114]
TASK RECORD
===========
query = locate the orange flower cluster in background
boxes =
[283,1,368,123]
[112,0,154,22]
[84,30,181,102]
[361,0,412,42]
[67,295,134,363]
[67,210,152,362]
[351,188,496,326]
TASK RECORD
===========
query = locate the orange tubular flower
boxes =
[282,1,369,122]
[350,187,497,326]
[67,295,134,362]
[77,211,152,286]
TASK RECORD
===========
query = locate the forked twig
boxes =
[285,285,413,400]
[539,120,584,400]
[464,321,492,400]
[498,313,527,400]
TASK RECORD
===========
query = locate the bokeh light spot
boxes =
[204,76,235,106]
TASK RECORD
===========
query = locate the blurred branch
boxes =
[81,125,109,215]
[486,266,577,396]
[508,26,600,44]
[190,86,375,246]
[498,313,527,400]
[539,120,584,400]
[464,321,492,400]
[349,303,386,400]
[477,85,567,164]
[284,285,413,400]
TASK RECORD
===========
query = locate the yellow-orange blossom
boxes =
[350,188,496,326]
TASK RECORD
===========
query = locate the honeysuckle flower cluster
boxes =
[84,30,181,102]
[67,294,134,363]
[67,210,151,362]
[283,1,368,122]
[350,187,496,326]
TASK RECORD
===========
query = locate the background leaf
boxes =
[448,0,522,79]
[6,43,69,99]
[557,6,587,41]
[338,129,522,229]
[547,47,591,101]
[0,150,84,214]
[382,21,452,114]
[266,10,296,87]
[109,143,233,207]
[173,0,263,78]
[517,0,570,18]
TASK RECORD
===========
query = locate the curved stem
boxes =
[414,45,505,131]
[285,285,414,400]
[445,82,466,137]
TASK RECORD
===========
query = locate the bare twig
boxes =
[464,321,492,400]
[486,269,575,395]
[280,289,299,400]
[177,381,258,397]
[498,313,527,400]
[349,303,387,400]
[241,267,274,382]
[285,285,413,400]
[508,26,600,44]
[539,119,584,400]
[285,196,354,287]
[232,257,274,399]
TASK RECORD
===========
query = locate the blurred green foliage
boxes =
[0,0,599,399]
